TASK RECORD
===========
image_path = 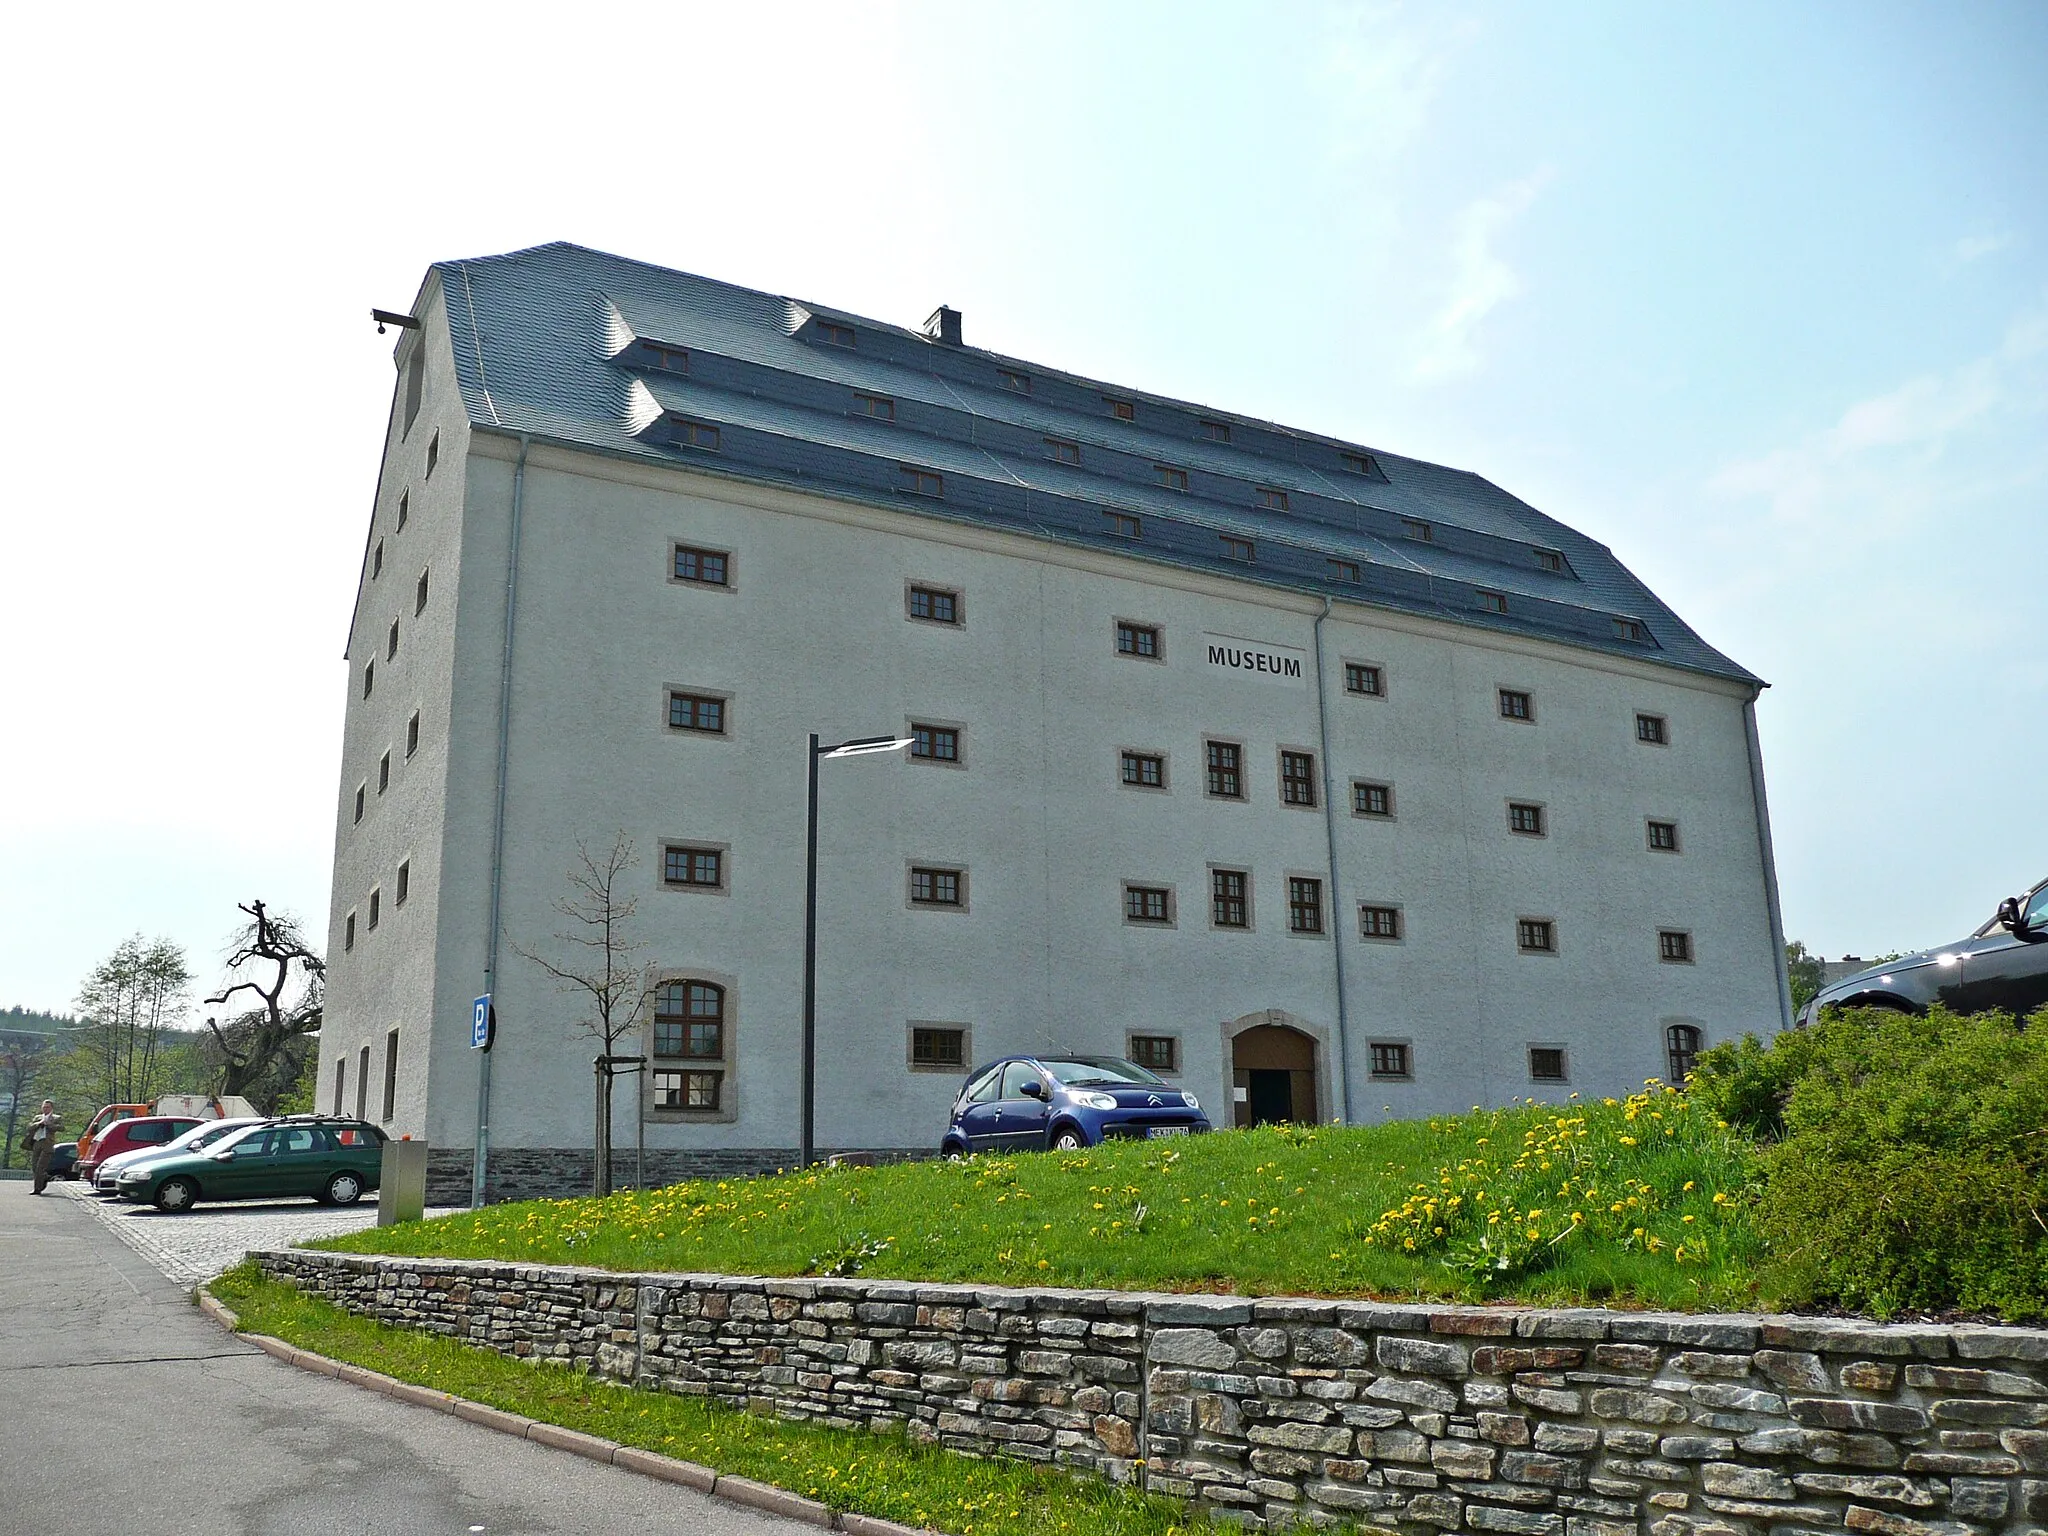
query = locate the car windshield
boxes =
[208,1124,270,1154]
[183,1120,256,1151]
[1038,1057,1165,1088]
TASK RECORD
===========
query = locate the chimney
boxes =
[922,305,963,346]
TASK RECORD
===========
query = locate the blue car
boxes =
[941,1055,1210,1154]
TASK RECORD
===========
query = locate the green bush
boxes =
[1749,1005,2048,1319]
[1686,1027,1823,1138]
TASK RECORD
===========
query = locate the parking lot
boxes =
[54,1180,462,1287]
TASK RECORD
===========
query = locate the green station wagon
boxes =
[114,1118,388,1212]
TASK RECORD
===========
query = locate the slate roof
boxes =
[424,242,1759,687]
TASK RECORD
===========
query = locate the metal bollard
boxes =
[378,1138,429,1226]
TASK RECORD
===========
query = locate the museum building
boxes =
[322,242,1792,1201]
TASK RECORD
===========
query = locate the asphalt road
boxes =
[0,1185,820,1535]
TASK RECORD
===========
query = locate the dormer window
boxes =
[639,341,690,373]
[1045,437,1081,465]
[1255,487,1289,511]
[854,392,895,421]
[817,321,855,347]
[1342,451,1384,478]
[1479,590,1509,614]
[1327,558,1360,584]
[1106,396,1135,422]
[999,369,1030,394]
[1155,465,1188,491]
[1534,547,1564,572]
[1614,617,1648,642]
[1104,512,1141,539]
[1400,517,1433,542]
[670,417,721,451]
[1220,535,1255,563]
[1202,420,1231,443]
[899,465,943,498]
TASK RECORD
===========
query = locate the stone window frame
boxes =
[907,1022,970,1072]
[1114,618,1164,662]
[1635,710,1670,746]
[1507,799,1548,838]
[907,717,967,770]
[1278,747,1320,810]
[1203,737,1247,802]
[645,966,738,1125]
[1285,873,1327,938]
[1118,748,1170,793]
[1516,916,1558,955]
[1367,1038,1413,1080]
[1658,927,1696,965]
[1127,1032,1181,1074]
[907,861,970,913]
[664,685,734,742]
[659,839,731,897]
[670,541,737,593]
[905,581,965,628]
[1122,881,1177,929]
[1352,779,1396,820]
[1358,903,1404,943]
[1209,865,1253,931]
[1497,686,1537,724]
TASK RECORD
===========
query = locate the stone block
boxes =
[1430,1309,1518,1336]
[1791,1399,1930,1434]
[2010,1429,2048,1471]
[1249,1421,1354,1454]
[1430,1440,1498,1479]
[1755,1350,1832,1391]
[1356,1428,1431,1462]
[1337,1403,1408,1429]
[1293,1327,1371,1367]
[1906,1363,2045,1397]
[1533,1424,1599,1454]
[1700,1463,1795,1500]
[1589,1387,1689,1425]
[1365,1376,1461,1414]
[1946,1480,2009,1521]
[1513,1384,1584,1415]
[1611,1316,1759,1350]
[1092,1414,1137,1457]
[1475,1346,1586,1375]
[1406,1491,1465,1526]
[1376,1335,1470,1377]
[1565,1521,1636,1536]
[1466,1506,1565,1535]
[1841,1509,1977,1536]
[1900,1451,2020,1475]
[1249,1448,1317,1477]
[1690,1384,1786,1414]
[1790,1474,1933,1508]
[1500,1451,1586,1489]
[1238,1327,1290,1359]
[1670,1352,1753,1379]
[1150,1329,1238,1369]
[1931,1397,2048,1426]
[1661,1435,1739,1460]
[1480,1412,1533,1446]
[1152,1299,1254,1326]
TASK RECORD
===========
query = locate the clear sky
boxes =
[1,2,2042,1017]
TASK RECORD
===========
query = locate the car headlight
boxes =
[1073,1092,1118,1110]
[1182,1092,1201,1110]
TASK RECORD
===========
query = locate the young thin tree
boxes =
[204,901,325,1111]
[514,833,652,1197]
[75,936,192,1105]
[1,1034,53,1169]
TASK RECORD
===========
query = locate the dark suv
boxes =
[1797,876,2048,1024]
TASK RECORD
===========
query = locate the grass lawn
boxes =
[209,1263,1216,1536]
[319,1086,1763,1310]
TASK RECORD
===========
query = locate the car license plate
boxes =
[1146,1126,1189,1138]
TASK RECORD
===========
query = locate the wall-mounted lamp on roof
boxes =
[372,308,422,334]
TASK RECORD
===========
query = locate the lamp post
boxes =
[803,732,914,1168]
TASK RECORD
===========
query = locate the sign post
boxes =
[471,994,494,1210]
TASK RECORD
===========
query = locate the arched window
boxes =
[653,981,724,1059]
[1665,1023,1703,1084]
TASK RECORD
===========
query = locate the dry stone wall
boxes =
[255,1250,2048,1534]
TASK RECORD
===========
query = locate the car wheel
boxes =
[154,1177,199,1214]
[1051,1127,1087,1152]
[324,1170,365,1206]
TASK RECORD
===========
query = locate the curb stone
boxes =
[200,1289,951,1536]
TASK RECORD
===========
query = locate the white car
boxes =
[93,1117,266,1195]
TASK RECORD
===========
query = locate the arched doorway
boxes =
[1231,1022,1318,1128]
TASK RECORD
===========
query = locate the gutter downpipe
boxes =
[1311,598,1355,1123]
[474,432,531,1208]
[1742,688,1795,1033]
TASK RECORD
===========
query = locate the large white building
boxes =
[324,243,1791,1202]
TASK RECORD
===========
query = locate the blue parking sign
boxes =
[472,994,493,1050]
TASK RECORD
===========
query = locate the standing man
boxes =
[23,1100,62,1194]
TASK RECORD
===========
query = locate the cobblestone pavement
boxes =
[54,1179,462,1287]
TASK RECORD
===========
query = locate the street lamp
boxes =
[803,732,915,1168]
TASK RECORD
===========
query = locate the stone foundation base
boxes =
[424,1146,928,1206]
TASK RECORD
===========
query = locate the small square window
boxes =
[406,712,420,757]
[416,568,429,614]
[363,660,375,700]
[373,539,384,578]
[910,866,964,907]
[910,724,959,763]
[1045,437,1081,465]
[682,1070,723,1110]
[1479,590,1508,615]
[1499,688,1534,722]
[1359,904,1403,941]
[854,392,895,421]
[387,619,399,661]
[353,784,365,824]
[1647,820,1680,853]
[378,751,390,793]
[1104,512,1142,540]
[1353,781,1394,818]
[663,846,724,889]
[1128,1034,1179,1071]
[1528,1046,1568,1082]
[674,545,731,586]
[1107,397,1135,421]
[1120,751,1165,789]
[1517,918,1556,954]
[817,321,855,347]
[1369,1041,1410,1078]
[425,432,439,478]
[899,465,944,498]
[1281,750,1318,808]
[1659,929,1694,964]
[1327,558,1361,584]
[344,911,356,951]
[1635,712,1669,745]
[908,586,961,625]
[641,341,690,373]
[1401,517,1433,542]
[1344,663,1383,697]
[1201,419,1231,443]
[1534,548,1563,572]
[1255,486,1289,511]
[1342,451,1381,477]
[396,492,409,530]
[669,692,727,734]
[1205,741,1244,799]
[367,887,382,930]
[1288,877,1324,935]
[1155,464,1189,491]
[1614,617,1648,642]
[1115,621,1159,659]
[911,1026,967,1069]
[1220,535,1255,563]
[395,860,410,906]
[1508,802,1546,836]
[999,369,1031,394]
[1124,885,1172,924]
[672,417,721,451]
[1211,869,1249,929]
